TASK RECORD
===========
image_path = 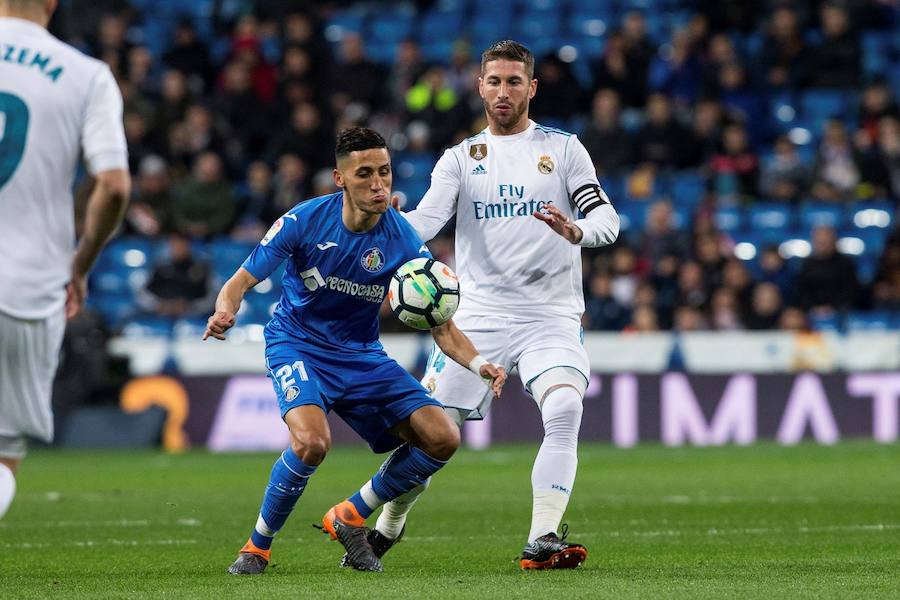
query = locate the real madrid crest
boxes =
[469,144,488,161]
[425,377,437,394]
[538,155,554,174]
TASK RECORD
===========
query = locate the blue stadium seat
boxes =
[799,202,844,231]
[714,206,743,233]
[730,232,765,262]
[615,201,649,236]
[96,237,158,270]
[846,311,895,332]
[848,200,894,230]
[861,31,893,75]
[799,89,851,123]
[88,296,136,329]
[418,10,465,43]
[517,10,562,40]
[669,173,706,206]
[749,203,793,232]
[368,12,415,43]
[209,239,256,280]
[840,227,889,257]
[567,11,615,39]
[809,312,842,333]
[121,316,175,338]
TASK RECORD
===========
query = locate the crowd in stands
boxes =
[60,0,900,335]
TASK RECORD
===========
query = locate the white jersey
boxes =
[0,17,127,319]
[403,120,614,321]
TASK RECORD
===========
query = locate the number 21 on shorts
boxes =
[276,360,309,390]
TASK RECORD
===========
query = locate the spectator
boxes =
[759,6,808,89]
[638,200,691,265]
[233,161,274,239]
[759,135,810,202]
[267,102,332,172]
[269,153,308,217]
[859,116,900,199]
[530,54,584,122]
[172,152,236,239]
[648,28,703,105]
[213,62,268,163]
[633,93,690,168]
[404,66,468,151]
[125,155,173,237]
[858,80,898,143]
[709,287,744,330]
[625,305,659,332]
[795,226,859,312]
[758,245,793,300]
[682,98,725,168]
[806,2,860,88]
[810,120,861,201]
[580,89,632,175]
[592,31,647,109]
[138,233,214,319]
[620,11,656,95]
[709,123,759,203]
[746,282,784,330]
[163,20,214,93]
[156,70,193,138]
[331,33,385,114]
[387,39,427,112]
[677,261,708,311]
[585,271,630,331]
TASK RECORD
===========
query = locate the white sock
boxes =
[0,464,16,519]
[374,478,430,540]
[528,386,583,542]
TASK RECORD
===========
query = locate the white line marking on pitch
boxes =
[3,539,198,549]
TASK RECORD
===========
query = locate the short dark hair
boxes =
[335,127,388,161]
[481,40,534,79]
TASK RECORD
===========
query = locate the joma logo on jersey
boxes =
[473,199,550,220]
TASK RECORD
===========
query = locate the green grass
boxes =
[1,442,899,599]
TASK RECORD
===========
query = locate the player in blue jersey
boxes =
[204,127,506,574]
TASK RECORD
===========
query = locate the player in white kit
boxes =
[358,40,620,569]
[0,0,130,518]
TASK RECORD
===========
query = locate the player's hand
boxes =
[65,273,87,320]
[390,194,401,210]
[533,204,583,244]
[480,364,507,398]
[202,310,236,341]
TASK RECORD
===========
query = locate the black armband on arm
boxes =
[571,183,609,215]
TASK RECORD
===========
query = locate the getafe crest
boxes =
[360,247,385,272]
[470,144,488,161]
[538,155,554,174]
[285,386,300,402]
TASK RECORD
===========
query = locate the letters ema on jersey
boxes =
[0,44,63,82]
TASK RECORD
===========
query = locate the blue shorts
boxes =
[265,337,442,453]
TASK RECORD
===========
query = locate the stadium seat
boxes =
[799,202,844,231]
[669,173,706,207]
[714,205,743,233]
[615,201,649,236]
[845,311,894,331]
[96,237,158,270]
[808,312,842,332]
[516,10,562,40]
[88,296,136,329]
[799,89,852,123]
[368,12,415,43]
[418,10,465,43]
[848,200,894,230]
[208,239,256,280]
[840,227,889,257]
[121,316,175,338]
[749,203,793,232]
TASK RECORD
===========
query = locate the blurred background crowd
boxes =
[53,0,899,336]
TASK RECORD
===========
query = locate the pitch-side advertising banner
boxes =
[124,372,900,451]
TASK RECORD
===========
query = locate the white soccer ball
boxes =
[388,257,460,330]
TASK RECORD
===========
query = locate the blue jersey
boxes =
[242,192,430,351]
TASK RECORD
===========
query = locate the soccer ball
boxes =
[388,257,460,329]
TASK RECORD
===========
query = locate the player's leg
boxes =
[373,330,505,547]
[0,455,19,519]
[0,310,64,520]
[515,323,590,569]
[230,405,329,575]
[229,351,331,575]
[372,406,468,541]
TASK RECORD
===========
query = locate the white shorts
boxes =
[422,313,589,419]
[0,309,66,457]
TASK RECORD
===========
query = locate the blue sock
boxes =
[249,449,316,550]
[348,444,447,519]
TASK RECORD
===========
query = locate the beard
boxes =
[483,97,528,132]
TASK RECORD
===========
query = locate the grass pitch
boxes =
[1,442,898,599]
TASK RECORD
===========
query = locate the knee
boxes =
[542,386,584,427]
[290,432,331,466]
[422,422,460,461]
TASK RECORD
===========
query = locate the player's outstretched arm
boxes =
[203,267,259,341]
[430,320,507,397]
[67,169,131,319]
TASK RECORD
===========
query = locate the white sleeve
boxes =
[81,65,128,175]
[400,148,461,242]
[565,136,619,247]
